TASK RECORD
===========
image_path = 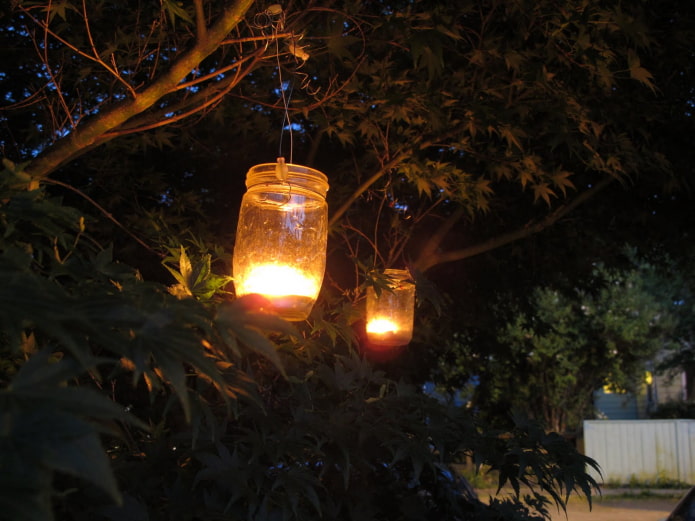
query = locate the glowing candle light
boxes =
[236,263,321,319]
[366,318,399,335]
[365,269,415,347]
[233,161,328,321]
[241,264,318,297]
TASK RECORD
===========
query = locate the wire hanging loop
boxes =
[255,4,316,163]
[275,156,289,181]
[252,4,285,39]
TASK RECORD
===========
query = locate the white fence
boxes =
[583,419,695,484]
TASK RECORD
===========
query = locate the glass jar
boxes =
[365,269,415,347]
[233,162,329,321]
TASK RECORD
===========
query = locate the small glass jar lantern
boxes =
[233,160,329,321]
[365,269,415,347]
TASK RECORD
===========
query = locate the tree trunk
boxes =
[24,0,256,181]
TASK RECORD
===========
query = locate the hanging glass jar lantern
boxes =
[233,160,329,321]
[365,269,415,347]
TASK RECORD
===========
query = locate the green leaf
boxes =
[0,405,122,509]
[500,125,526,152]
[178,245,193,285]
[38,414,123,504]
[96,493,150,521]
[154,350,191,421]
[532,183,555,205]
[0,470,53,521]
[410,31,445,81]
[216,297,295,377]
[162,0,193,26]
[627,49,656,92]
[44,0,78,23]
[9,349,85,390]
[7,352,148,429]
[164,247,233,300]
[414,176,433,197]
[326,31,358,62]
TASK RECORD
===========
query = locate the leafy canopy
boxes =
[435,256,679,434]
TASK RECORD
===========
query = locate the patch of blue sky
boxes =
[283,122,304,132]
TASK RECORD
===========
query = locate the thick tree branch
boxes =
[194,0,207,42]
[414,206,465,271]
[414,176,616,272]
[24,0,256,180]
[103,50,265,137]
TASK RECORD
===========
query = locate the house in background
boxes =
[593,368,690,420]
[583,366,695,485]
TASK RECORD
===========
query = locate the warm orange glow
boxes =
[239,264,319,297]
[233,162,329,321]
[366,318,399,334]
[365,317,411,347]
[365,269,415,347]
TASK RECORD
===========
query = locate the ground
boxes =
[555,494,679,521]
[479,488,686,521]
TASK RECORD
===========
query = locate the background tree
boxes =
[435,256,678,434]
[653,249,695,405]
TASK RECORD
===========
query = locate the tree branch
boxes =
[194,0,207,42]
[329,153,407,228]
[414,176,616,272]
[25,4,138,100]
[103,50,265,137]
[24,0,257,180]
[414,206,465,272]
[40,178,162,257]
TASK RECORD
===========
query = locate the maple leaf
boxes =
[533,183,556,205]
[500,125,526,152]
[475,178,494,196]
[551,170,576,196]
[627,49,657,93]
[519,170,534,189]
[415,176,432,197]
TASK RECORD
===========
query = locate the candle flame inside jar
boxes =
[366,317,411,347]
[241,264,318,297]
[366,318,399,334]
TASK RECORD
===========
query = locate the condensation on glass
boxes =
[233,162,329,321]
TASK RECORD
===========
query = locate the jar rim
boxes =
[246,162,329,197]
[382,268,414,286]
[383,268,411,277]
